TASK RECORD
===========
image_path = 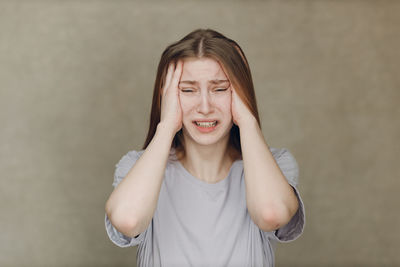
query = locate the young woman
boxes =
[105,28,305,267]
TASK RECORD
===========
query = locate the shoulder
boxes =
[231,147,295,167]
[112,149,145,188]
[115,149,145,169]
[270,147,297,165]
[116,148,178,175]
[114,149,144,166]
[121,149,145,160]
[270,147,299,186]
[269,147,293,159]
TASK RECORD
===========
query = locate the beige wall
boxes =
[1,1,399,266]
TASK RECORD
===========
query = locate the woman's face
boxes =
[178,57,233,147]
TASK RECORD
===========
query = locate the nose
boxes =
[196,91,213,114]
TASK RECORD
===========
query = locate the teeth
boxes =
[195,121,217,127]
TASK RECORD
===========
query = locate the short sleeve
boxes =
[265,148,305,243]
[112,150,142,188]
[104,150,150,247]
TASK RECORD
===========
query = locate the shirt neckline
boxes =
[174,156,239,191]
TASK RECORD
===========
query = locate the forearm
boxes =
[240,119,299,231]
[105,122,175,237]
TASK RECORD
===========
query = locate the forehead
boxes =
[180,57,228,80]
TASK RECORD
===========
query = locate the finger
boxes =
[230,85,236,99]
[230,84,236,94]
[163,63,175,97]
[231,85,240,100]
[170,60,183,91]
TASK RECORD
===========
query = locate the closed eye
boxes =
[214,88,228,92]
[180,88,195,93]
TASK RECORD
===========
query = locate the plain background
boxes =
[1,1,399,266]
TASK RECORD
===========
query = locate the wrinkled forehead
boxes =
[180,57,229,82]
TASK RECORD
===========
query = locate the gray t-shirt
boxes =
[105,147,305,267]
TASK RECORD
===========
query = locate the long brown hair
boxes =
[142,28,261,160]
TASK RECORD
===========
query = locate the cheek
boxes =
[179,95,193,117]
[215,95,232,117]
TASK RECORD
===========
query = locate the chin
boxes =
[182,122,231,147]
[193,136,222,146]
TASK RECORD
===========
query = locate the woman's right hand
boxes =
[160,60,183,134]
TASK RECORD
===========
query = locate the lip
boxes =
[192,119,218,122]
[192,120,218,133]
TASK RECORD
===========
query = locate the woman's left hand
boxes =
[231,85,257,128]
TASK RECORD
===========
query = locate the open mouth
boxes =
[193,121,218,128]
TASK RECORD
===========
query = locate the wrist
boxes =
[237,115,258,129]
[156,121,177,139]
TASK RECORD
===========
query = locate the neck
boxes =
[179,137,235,184]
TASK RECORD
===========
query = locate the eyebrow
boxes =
[179,79,230,85]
